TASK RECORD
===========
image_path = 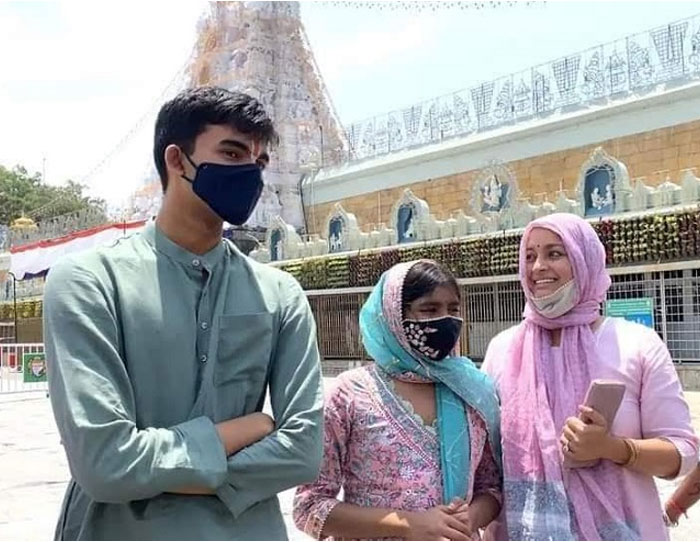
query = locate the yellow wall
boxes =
[304,119,700,235]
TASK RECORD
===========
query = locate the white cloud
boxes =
[0,1,206,204]
[313,15,439,79]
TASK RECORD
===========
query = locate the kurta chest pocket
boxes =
[214,313,273,387]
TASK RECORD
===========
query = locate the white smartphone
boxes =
[563,379,626,469]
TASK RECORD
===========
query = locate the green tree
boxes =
[0,164,107,225]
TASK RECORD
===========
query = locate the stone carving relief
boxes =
[471,160,518,216]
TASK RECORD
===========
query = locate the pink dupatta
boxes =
[498,213,638,540]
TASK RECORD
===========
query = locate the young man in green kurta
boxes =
[44,87,324,540]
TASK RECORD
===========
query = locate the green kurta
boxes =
[44,223,323,540]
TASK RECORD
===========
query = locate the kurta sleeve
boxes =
[293,377,354,539]
[638,326,699,478]
[480,327,515,390]
[215,274,324,517]
[44,257,228,504]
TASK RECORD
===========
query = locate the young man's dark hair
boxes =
[153,87,279,191]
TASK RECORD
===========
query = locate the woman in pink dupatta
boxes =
[482,213,698,540]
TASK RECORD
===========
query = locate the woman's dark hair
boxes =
[401,260,460,317]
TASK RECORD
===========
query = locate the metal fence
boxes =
[7,207,108,249]
[307,261,700,364]
[338,13,700,164]
[0,343,46,394]
[308,292,369,360]
[0,323,16,343]
[5,263,698,392]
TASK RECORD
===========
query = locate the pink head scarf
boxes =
[519,213,610,330]
[497,213,639,540]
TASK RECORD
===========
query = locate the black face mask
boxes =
[402,316,463,361]
[181,153,263,225]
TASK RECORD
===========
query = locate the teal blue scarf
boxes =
[359,262,501,504]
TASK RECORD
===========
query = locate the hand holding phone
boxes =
[562,379,626,469]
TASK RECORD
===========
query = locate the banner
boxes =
[10,220,147,280]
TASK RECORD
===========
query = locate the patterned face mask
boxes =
[402,316,463,361]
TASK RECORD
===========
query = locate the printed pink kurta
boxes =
[293,365,501,540]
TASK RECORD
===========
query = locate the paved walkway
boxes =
[2,387,700,540]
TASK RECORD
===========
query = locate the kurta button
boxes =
[199,354,208,363]
[200,322,209,330]
[192,259,201,267]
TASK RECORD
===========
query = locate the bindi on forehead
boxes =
[526,243,566,250]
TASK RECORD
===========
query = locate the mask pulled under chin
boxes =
[402,315,463,361]
[530,279,578,319]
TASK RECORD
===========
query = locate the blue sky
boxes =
[1,1,699,206]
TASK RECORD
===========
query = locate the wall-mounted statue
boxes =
[270,229,283,262]
[397,204,416,243]
[328,216,345,252]
[471,160,518,216]
[264,215,302,262]
[391,189,431,244]
[576,147,631,217]
[325,203,361,253]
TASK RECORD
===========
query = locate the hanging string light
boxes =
[312,1,538,12]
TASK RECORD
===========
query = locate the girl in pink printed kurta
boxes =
[482,213,698,541]
[294,261,502,540]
